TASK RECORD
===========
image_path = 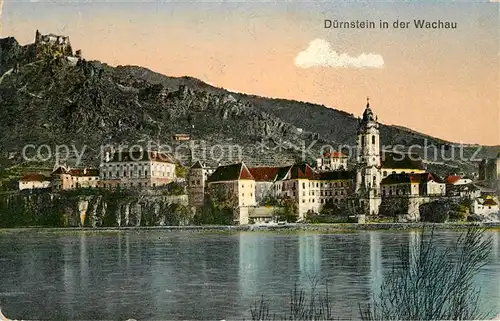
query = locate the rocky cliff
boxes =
[0,35,497,176]
[0,190,190,228]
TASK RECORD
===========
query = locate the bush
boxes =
[250,280,336,321]
[360,227,493,321]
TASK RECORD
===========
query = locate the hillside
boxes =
[0,34,497,183]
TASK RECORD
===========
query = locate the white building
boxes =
[472,197,499,215]
[316,151,348,171]
[99,150,176,188]
[19,173,51,190]
[206,163,256,224]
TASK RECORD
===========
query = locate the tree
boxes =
[360,227,493,321]
[276,196,298,222]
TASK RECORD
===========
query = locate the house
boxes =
[472,196,499,215]
[316,151,348,171]
[445,175,473,186]
[446,183,481,199]
[206,162,256,224]
[18,173,51,190]
[99,150,176,189]
[248,166,285,205]
[380,152,426,179]
[51,166,99,190]
[380,172,445,197]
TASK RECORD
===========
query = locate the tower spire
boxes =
[366,96,370,108]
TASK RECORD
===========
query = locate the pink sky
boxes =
[2,1,499,145]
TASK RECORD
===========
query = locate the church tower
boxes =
[355,98,382,215]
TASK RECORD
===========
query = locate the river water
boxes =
[0,229,499,320]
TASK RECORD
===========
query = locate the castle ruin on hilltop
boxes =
[34,29,76,58]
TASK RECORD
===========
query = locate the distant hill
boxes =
[0,34,497,181]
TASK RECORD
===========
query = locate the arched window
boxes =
[372,135,376,144]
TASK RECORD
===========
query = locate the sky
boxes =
[1,0,499,146]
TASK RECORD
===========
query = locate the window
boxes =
[196,180,200,185]
[372,135,375,144]
[361,136,365,148]
[303,182,305,189]
[383,171,387,176]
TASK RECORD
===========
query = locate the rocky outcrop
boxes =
[0,34,497,176]
[0,190,190,228]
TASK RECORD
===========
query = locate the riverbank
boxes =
[1,222,500,234]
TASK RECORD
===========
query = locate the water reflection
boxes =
[0,230,498,320]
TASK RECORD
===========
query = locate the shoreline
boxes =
[1,222,500,234]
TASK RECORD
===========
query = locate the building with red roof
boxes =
[51,165,100,190]
[205,162,256,224]
[316,151,348,171]
[380,172,446,197]
[445,175,472,186]
[18,173,51,190]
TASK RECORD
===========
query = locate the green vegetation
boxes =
[0,188,191,228]
[360,227,492,320]
[193,197,234,225]
[275,196,299,223]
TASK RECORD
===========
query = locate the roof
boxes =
[52,166,99,176]
[447,183,479,192]
[314,170,356,181]
[248,167,282,182]
[275,166,292,181]
[207,163,254,182]
[289,163,316,179]
[108,151,175,164]
[381,172,441,185]
[69,168,99,177]
[20,173,49,182]
[483,199,498,206]
[52,166,69,175]
[321,151,347,159]
[190,161,204,169]
[362,105,375,122]
[445,175,462,185]
[381,151,425,170]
